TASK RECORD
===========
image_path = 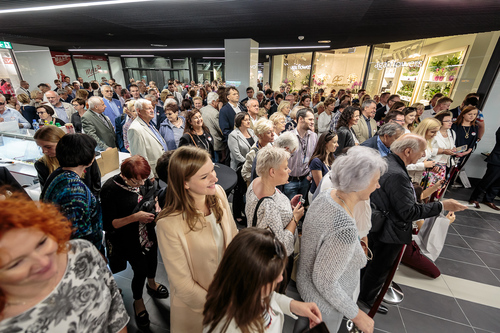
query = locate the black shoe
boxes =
[134,306,150,327]
[146,283,169,299]
[358,300,389,315]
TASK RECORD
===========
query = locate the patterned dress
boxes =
[0,240,129,333]
[42,169,103,251]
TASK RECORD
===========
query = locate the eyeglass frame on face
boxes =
[36,110,47,115]
[0,102,5,105]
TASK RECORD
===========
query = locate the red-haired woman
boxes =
[0,192,128,332]
[100,155,168,330]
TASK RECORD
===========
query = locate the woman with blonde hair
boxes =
[123,99,138,151]
[277,100,291,121]
[407,117,442,183]
[270,112,286,136]
[411,102,425,125]
[157,146,238,332]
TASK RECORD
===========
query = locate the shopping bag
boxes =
[414,214,450,262]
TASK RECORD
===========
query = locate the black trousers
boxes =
[469,163,500,203]
[125,243,159,300]
[359,234,403,304]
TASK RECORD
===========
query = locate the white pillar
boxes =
[224,39,259,97]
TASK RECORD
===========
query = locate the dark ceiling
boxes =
[1,0,500,62]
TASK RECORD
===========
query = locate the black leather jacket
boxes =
[370,153,442,244]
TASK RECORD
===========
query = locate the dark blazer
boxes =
[424,104,432,110]
[20,105,38,127]
[179,130,215,161]
[376,103,384,110]
[335,126,356,155]
[239,97,249,112]
[115,113,129,153]
[151,105,166,130]
[486,127,500,166]
[374,105,389,122]
[449,106,460,120]
[219,102,241,143]
[268,104,278,117]
[370,153,442,244]
[71,112,83,133]
[81,110,116,150]
[360,135,379,150]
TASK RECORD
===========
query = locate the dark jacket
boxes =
[71,112,83,133]
[115,113,129,153]
[374,105,388,122]
[219,102,241,143]
[179,130,215,161]
[21,105,38,127]
[486,127,500,166]
[360,134,379,150]
[370,153,442,244]
[35,159,102,197]
[335,126,356,155]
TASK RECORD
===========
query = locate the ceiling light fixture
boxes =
[151,44,168,47]
[203,57,225,59]
[121,55,155,57]
[0,0,152,14]
[318,40,331,44]
[69,48,225,52]
[258,46,330,50]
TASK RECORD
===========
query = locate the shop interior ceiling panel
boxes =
[0,0,499,60]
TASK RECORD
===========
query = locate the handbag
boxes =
[105,231,127,274]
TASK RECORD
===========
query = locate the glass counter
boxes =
[0,128,42,163]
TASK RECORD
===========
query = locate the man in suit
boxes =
[239,86,254,112]
[168,82,183,106]
[424,93,444,111]
[128,99,168,179]
[374,94,400,122]
[145,93,165,129]
[469,126,500,210]
[352,89,366,104]
[219,86,242,143]
[269,93,283,117]
[45,90,76,123]
[201,92,227,164]
[361,122,404,156]
[16,80,30,97]
[376,92,390,110]
[101,85,123,127]
[82,96,116,151]
[352,99,378,144]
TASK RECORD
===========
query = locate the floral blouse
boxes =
[0,240,129,333]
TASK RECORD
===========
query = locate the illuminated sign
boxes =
[290,64,311,71]
[374,60,423,71]
[0,41,12,49]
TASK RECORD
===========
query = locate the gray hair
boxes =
[145,94,157,102]
[164,98,177,107]
[256,91,264,96]
[361,99,376,110]
[100,85,112,92]
[72,81,80,85]
[207,92,219,105]
[330,146,388,192]
[378,122,404,137]
[88,96,103,110]
[0,94,5,103]
[390,133,426,154]
[56,89,66,95]
[256,146,291,177]
[274,131,299,153]
[254,118,274,136]
[245,97,259,107]
[134,98,152,111]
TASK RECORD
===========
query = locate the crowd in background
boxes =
[2,73,499,333]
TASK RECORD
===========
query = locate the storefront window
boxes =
[364,32,497,106]
[50,52,77,84]
[141,57,171,68]
[73,54,110,82]
[281,52,312,91]
[0,49,20,94]
[311,46,368,95]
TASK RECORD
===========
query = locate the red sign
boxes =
[51,51,72,66]
[2,57,13,65]
[73,54,108,61]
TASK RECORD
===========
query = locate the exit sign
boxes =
[0,41,12,49]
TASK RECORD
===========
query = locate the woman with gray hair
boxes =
[295,146,387,333]
[245,145,305,289]
[241,118,275,183]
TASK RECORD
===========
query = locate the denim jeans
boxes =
[283,178,310,201]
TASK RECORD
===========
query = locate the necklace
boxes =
[195,132,209,151]
[336,193,354,217]
[463,125,471,139]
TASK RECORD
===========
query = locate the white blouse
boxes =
[432,129,456,166]
[206,212,224,264]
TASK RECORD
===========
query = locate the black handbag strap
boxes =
[252,196,273,227]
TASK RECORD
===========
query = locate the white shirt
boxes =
[318,112,333,134]
[432,129,456,166]
[229,102,241,114]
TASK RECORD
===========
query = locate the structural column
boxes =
[224,39,259,97]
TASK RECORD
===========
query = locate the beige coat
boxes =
[352,114,377,144]
[156,185,238,333]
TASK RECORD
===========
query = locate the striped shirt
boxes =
[288,128,318,177]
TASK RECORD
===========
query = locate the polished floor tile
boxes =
[399,308,475,333]
[461,236,500,254]
[444,233,471,249]
[397,285,469,324]
[457,299,500,332]
[439,245,485,266]
[453,216,497,230]
[441,274,500,309]
[435,258,500,286]
[453,225,500,243]
[475,250,500,270]
[393,265,454,297]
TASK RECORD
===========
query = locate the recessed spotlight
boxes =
[106,33,114,36]
[151,44,168,47]
[298,36,304,41]
[318,40,331,44]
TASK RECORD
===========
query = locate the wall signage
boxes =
[0,41,12,49]
[374,60,423,71]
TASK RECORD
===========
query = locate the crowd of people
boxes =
[5,74,500,333]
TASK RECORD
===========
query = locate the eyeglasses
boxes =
[36,111,46,115]
[0,102,5,105]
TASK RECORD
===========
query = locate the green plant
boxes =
[397,83,414,98]
[442,83,452,96]
[445,55,461,76]
[423,84,443,100]
[301,74,310,86]
[429,59,445,74]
